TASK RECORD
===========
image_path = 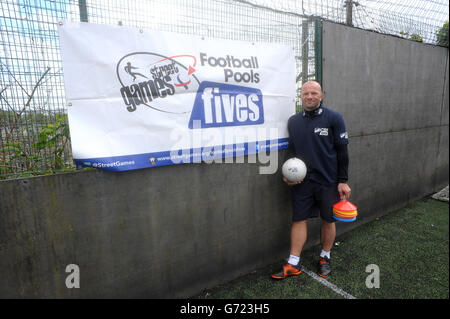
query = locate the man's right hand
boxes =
[283,177,302,186]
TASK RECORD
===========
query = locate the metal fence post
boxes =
[302,19,309,85]
[346,0,353,27]
[314,19,323,87]
[79,0,88,22]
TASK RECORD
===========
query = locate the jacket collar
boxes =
[302,106,323,117]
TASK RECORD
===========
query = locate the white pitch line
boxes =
[302,267,357,299]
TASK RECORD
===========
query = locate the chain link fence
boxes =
[241,0,449,45]
[1,0,448,179]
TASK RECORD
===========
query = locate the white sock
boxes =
[320,250,331,259]
[288,254,300,266]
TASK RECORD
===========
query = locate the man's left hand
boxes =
[338,183,351,200]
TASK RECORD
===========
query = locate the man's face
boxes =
[301,83,323,111]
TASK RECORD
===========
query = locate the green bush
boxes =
[436,20,449,47]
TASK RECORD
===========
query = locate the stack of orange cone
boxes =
[333,199,358,222]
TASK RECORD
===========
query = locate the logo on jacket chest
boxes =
[314,127,329,136]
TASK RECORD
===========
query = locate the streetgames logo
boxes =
[116,51,264,129]
[116,52,200,113]
[314,127,329,136]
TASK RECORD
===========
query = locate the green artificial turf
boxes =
[195,197,449,299]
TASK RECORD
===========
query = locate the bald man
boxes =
[271,81,351,280]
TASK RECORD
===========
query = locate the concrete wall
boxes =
[321,21,449,234]
[0,156,295,298]
[0,22,448,298]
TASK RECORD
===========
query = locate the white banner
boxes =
[58,22,295,171]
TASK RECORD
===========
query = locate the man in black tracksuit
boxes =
[271,81,351,280]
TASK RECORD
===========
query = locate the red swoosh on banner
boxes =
[148,54,197,74]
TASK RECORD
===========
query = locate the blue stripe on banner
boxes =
[73,138,289,171]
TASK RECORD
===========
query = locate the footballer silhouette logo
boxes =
[116,52,200,113]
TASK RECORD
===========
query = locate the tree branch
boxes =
[7,67,51,139]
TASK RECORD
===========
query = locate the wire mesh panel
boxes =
[0,0,318,178]
[0,0,448,179]
[0,0,80,178]
[352,1,449,44]
[240,0,449,45]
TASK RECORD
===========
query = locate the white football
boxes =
[282,158,307,183]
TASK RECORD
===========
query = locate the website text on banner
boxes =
[58,22,296,171]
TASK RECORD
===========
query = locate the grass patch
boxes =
[194,197,449,299]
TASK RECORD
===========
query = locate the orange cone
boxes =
[333,199,358,222]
